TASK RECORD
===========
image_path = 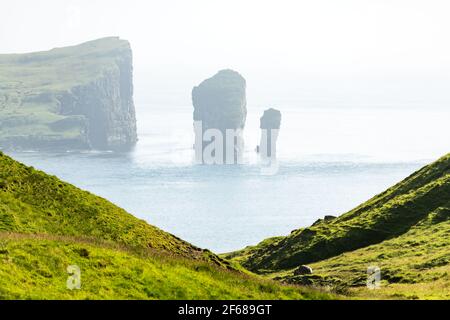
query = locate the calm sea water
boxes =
[7,105,450,252]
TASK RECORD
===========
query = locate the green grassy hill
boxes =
[305,214,450,299]
[0,151,211,259]
[0,234,333,299]
[0,152,332,299]
[224,154,450,299]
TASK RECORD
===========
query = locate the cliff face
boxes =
[57,49,137,150]
[192,69,247,163]
[0,37,137,151]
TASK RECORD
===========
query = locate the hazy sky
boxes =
[2,0,450,106]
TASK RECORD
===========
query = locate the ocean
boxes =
[7,105,449,253]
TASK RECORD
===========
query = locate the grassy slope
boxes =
[316,218,450,299]
[0,37,127,142]
[0,152,211,260]
[0,152,333,299]
[0,234,333,300]
[273,204,450,299]
[224,154,450,273]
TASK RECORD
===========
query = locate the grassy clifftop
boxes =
[0,37,130,92]
[0,152,333,299]
[224,153,450,274]
[0,37,137,150]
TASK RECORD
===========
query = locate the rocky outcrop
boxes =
[0,37,137,151]
[258,108,281,159]
[293,265,313,275]
[192,69,247,164]
[312,215,337,226]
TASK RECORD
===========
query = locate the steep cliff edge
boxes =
[0,37,137,151]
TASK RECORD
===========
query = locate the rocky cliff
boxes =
[192,69,247,163]
[0,37,137,151]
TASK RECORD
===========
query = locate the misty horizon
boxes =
[2,0,450,107]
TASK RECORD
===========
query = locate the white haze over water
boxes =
[2,0,450,107]
[2,0,450,251]
[9,104,450,252]
[136,105,449,165]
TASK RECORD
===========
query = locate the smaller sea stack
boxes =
[258,108,281,160]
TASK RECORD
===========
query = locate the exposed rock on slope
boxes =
[0,37,137,151]
[192,69,247,163]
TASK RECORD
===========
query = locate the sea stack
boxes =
[192,69,247,164]
[258,108,281,160]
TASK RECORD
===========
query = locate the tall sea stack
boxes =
[192,69,247,164]
[258,108,281,160]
